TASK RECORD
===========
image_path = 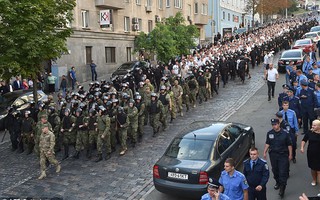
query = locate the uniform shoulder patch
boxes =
[260,158,267,163]
[265,163,269,170]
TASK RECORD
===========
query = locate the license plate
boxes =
[168,172,188,180]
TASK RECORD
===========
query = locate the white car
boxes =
[303,32,320,43]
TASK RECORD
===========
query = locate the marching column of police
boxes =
[3,18,319,190]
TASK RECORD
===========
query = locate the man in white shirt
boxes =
[264,64,279,101]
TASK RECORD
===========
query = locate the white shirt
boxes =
[267,68,278,82]
[172,65,179,75]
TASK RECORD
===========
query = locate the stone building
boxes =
[54,0,209,83]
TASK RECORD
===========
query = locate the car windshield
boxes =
[295,40,310,45]
[282,51,302,58]
[165,138,213,160]
[311,27,320,32]
[0,95,18,108]
[305,33,317,38]
[118,63,134,70]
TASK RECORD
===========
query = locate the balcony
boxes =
[194,14,209,25]
[95,0,125,9]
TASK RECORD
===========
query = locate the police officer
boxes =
[201,178,230,200]
[21,110,35,154]
[73,108,89,159]
[188,74,199,108]
[278,84,289,110]
[197,70,207,104]
[87,108,97,159]
[135,95,145,142]
[158,85,171,131]
[60,108,76,160]
[47,106,61,152]
[127,99,138,147]
[95,106,111,162]
[280,101,299,163]
[298,80,318,134]
[147,93,163,137]
[243,147,269,200]
[263,119,292,198]
[219,158,249,200]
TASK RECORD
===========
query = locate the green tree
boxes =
[134,12,199,63]
[0,0,75,101]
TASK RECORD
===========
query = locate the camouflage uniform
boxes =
[60,114,76,159]
[38,128,60,179]
[87,115,97,157]
[127,105,138,144]
[188,77,199,107]
[181,81,190,112]
[167,89,176,121]
[172,83,184,116]
[96,113,111,156]
[48,112,61,152]
[158,91,171,131]
[147,97,163,136]
[74,114,89,157]
[34,121,52,157]
[135,100,145,140]
[204,71,212,98]
[116,109,129,155]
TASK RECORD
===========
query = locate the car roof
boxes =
[178,121,230,141]
[305,32,318,35]
[2,90,43,99]
[282,49,303,53]
[296,38,312,42]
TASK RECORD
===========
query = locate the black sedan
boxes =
[153,121,255,199]
[111,61,150,79]
[0,90,47,130]
[277,49,304,73]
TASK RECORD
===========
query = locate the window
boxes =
[222,11,225,20]
[136,0,141,5]
[174,0,182,9]
[124,16,130,32]
[81,10,89,28]
[166,0,170,7]
[194,3,198,14]
[187,4,191,16]
[126,47,132,61]
[138,18,142,31]
[105,47,116,63]
[147,0,152,6]
[85,46,92,64]
[228,13,230,21]
[201,4,207,15]
[159,0,163,9]
[217,131,235,155]
[148,20,153,33]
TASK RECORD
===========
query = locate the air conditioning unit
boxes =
[132,24,139,31]
[146,6,152,12]
[155,15,161,22]
[132,17,139,24]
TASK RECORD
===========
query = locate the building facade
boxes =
[55,0,209,83]
[205,0,252,42]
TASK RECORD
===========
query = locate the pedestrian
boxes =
[73,108,89,159]
[116,106,128,156]
[60,108,76,160]
[300,119,320,197]
[243,147,269,200]
[135,95,146,142]
[263,118,292,198]
[47,72,57,94]
[12,76,23,90]
[95,106,111,162]
[264,64,279,101]
[69,66,77,90]
[172,79,183,117]
[285,61,294,86]
[90,60,98,81]
[201,177,230,200]
[22,79,29,90]
[219,158,249,200]
[147,93,163,137]
[21,110,35,154]
[127,99,138,147]
[38,124,61,180]
[60,75,67,97]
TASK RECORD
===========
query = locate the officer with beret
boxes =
[243,147,269,200]
[263,118,292,198]
[201,177,230,200]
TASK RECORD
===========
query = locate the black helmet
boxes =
[98,105,106,112]
[112,98,119,104]
[76,108,82,114]
[151,93,158,98]
[135,95,142,100]
[117,106,124,113]
[48,106,55,113]
[89,108,97,116]
[122,93,129,99]
[160,85,166,90]
[24,110,31,116]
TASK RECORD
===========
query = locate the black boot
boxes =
[111,147,116,153]
[62,145,69,160]
[279,185,286,198]
[138,135,142,143]
[86,149,91,159]
[95,154,103,162]
[274,183,280,190]
[170,117,174,123]
[186,105,189,112]
[73,151,80,159]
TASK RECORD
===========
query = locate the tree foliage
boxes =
[245,0,293,16]
[134,12,199,63]
[0,0,76,81]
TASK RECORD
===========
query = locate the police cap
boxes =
[301,80,308,86]
[271,118,280,125]
[275,111,283,118]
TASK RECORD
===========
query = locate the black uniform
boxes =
[243,158,270,200]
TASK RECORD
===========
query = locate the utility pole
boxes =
[286,0,288,18]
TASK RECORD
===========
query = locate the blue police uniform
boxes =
[296,74,307,87]
[265,128,292,188]
[283,95,301,119]
[315,90,320,108]
[219,170,249,200]
[295,86,302,96]
[302,61,313,74]
[243,158,269,200]
[201,192,230,200]
[309,80,320,90]
[280,109,299,160]
[297,86,318,134]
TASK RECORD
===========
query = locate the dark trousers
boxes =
[221,74,228,86]
[10,131,18,150]
[290,129,297,159]
[248,186,267,200]
[71,78,76,90]
[91,69,97,81]
[48,84,55,93]
[267,81,276,98]
[269,152,289,186]
[301,108,315,134]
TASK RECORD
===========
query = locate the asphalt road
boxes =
[144,71,320,200]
